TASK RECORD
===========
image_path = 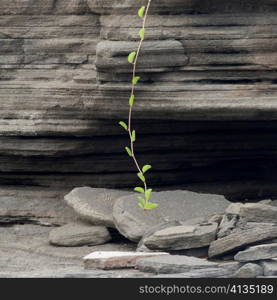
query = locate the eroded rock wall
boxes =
[1,0,277,200]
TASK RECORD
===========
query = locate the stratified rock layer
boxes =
[1,0,277,201]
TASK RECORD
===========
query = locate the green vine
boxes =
[119,0,158,210]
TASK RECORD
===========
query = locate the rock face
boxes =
[49,222,111,247]
[64,187,130,227]
[235,243,277,262]
[113,190,230,241]
[260,259,277,276]
[143,223,218,251]
[0,0,277,201]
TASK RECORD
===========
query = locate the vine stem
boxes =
[128,0,152,197]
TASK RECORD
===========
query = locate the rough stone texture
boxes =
[136,254,236,274]
[236,203,277,223]
[64,187,130,227]
[0,0,277,201]
[84,251,169,270]
[234,243,277,262]
[113,190,230,241]
[260,259,277,276]
[209,223,277,258]
[143,223,218,251]
[234,263,263,278]
[49,222,111,247]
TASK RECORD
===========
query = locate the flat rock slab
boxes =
[84,251,169,270]
[136,255,220,274]
[49,222,111,247]
[209,223,277,258]
[143,223,217,251]
[260,259,277,276]
[64,187,130,228]
[235,243,277,262]
[113,190,230,241]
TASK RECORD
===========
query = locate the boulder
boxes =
[49,222,111,247]
[209,223,277,258]
[234,243,277,262]
[113,190,230,241]
[136,255,220,274]
[234,263,263,278]
[143,222,218,251]
[64,187,130,228]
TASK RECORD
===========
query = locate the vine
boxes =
[119,0,158,210]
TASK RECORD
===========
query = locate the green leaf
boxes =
[142,165,152,173]
[138,202,144,209]
[129,95,135,106]
[145,188,152,201]
[134,187,145,193]
[125,146,132,157]
[144,202,159,210]
[139,28,145,40]
[131,130,136,142]
[119,121,128,131]
[138,196,145,206]
[138,6,145,18]
[132,76,140,85]
[137,172,145,183]
[128,51,136,64]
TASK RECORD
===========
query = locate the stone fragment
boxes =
[260,259,277,276]
[234,263,263,278]
[84,251,169,270]
[49,222,111,247]
[143,223,217,251]
[234,243,277,262]
[64,187,130,227]
[113,190,230,241]
[136,255,220,274]
[209,223,277,258]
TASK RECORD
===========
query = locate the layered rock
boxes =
[1,0,277,202]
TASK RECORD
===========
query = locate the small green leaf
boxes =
[125,146,132,157]
[128,51,136,64]
[145,188,152,201]
[138,6,145,18]
[139,28,145,40]
[138,196,145,206]
[119,121,128,131]
[131,130,136,142]
[144,202,159,210]
[132,76,140,85]
[129,95,135,106]
[137,172,145,183]
[134,187,145,193]
[142,165,152,173]
[138,202,144,209]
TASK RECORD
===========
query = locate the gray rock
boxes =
[234,263,263,278]
[217,214,240,239]
[136,255,220,274]
[209,223,277,258]
[239,203,277,223]
[49,222,111,247]
[235,243,277,262]
[113,190,230,241]
[64,187,130,228]
[260,259,277,276]
[154,268,236,278]
[143,223,217,251]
